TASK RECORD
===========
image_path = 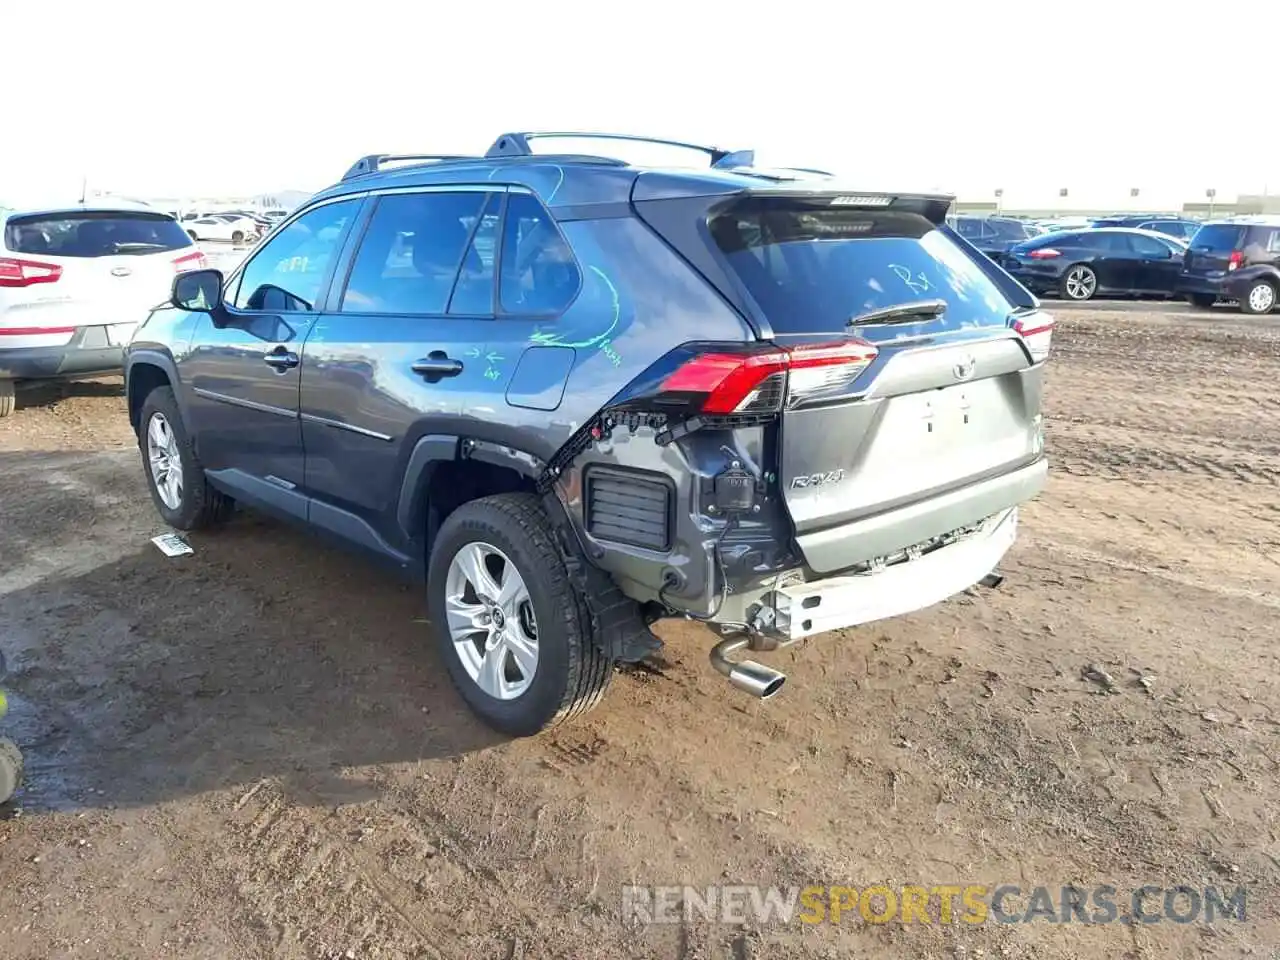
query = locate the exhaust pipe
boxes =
[709,636,786,699]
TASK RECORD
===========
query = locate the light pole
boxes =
[994,187,1003,215]
[1206,188,1216,218]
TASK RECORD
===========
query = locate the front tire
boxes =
[0,380,14,418]
[138,386,233,530]
[427,493,612,736]
[1241,280,1277,315]
[231,230,245,244]
[1061,264,1098,301]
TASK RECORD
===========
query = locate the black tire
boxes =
[0,380,13,418]
[138,386,233,530]
[231,230,245,244]
[0,738,22,805]
[1060,264,1097,301]
[427,493,612,736]
[1240,279,1277,315]
[187,230,198,242]
[1188,293,1217,309]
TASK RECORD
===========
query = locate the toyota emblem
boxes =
[110,266,133,278]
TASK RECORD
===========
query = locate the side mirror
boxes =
[172,269,224,312]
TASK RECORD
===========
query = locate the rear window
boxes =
[1190,225,1246,251]
[4,212,192,258]
[709,201,1013,334]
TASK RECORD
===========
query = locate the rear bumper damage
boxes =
[759,506,1018,642]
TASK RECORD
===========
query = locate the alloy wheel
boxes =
[444,541,539,700]
[146,412,184,510]
[1248,283,1275,314]
[1065,266,1097,300]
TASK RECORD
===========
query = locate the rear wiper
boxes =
[846,299,948,327]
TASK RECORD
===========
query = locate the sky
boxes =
[4,1,1278,209]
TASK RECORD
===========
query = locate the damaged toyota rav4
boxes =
[124,132,1050,736]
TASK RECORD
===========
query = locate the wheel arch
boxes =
[397,435,554,563]
[125,351,183,435]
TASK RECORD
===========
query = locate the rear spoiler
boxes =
[631,174,955,226]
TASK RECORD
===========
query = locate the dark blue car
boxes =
[1001,228,1187,301]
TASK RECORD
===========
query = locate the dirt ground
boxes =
[1,304,1278,959]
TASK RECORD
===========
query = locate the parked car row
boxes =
[952,212,1279,313]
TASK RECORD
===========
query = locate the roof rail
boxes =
[341,154,474,181]
[484,132,754,169]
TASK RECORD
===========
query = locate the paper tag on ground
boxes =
[151,533,194,558]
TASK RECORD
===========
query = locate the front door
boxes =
[181,198,362,505]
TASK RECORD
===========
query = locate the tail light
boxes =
[0,257,63,288]
[616,340,878,417]
[1027,248,1061,260]
[1228,250,1243,271]
[1012,311,1054,363]
[173,251,208,273]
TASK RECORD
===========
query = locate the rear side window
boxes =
[499,193,580,315]
[5,212,191,257]
[448,195,501,315]
[1191,225,1246,251]
[341,192,490,315]
[708,201,1014,333]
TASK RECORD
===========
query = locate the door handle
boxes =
[411,352,464,381]
[263,347,299,370]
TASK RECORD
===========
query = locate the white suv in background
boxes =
[0,207,206,416]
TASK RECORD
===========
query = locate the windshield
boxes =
[4,212,192,257]
[709,201,1014,335]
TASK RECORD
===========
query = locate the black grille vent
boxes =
[585,468,673,551]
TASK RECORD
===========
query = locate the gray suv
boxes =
[124,132,1051,736]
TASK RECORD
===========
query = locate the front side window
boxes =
[340,191,490,315]
[498,193,580,315]
[231,200,358,311]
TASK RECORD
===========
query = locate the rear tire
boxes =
[0,738,22,805]
[427,493,612,737]
[1240,280,1277,315]
[0,380,14,418]
[1188,293,1217,309]
[187,230,198,242]
[231,230,245,244]
[138,386,233,530]
[1060,264,1098,301]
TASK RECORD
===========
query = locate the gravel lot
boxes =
[1,305,1278,959]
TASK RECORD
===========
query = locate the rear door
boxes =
[697,196,1044,562]
[1088,232,1136,292]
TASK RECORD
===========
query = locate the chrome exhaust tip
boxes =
[709,636,786,700]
